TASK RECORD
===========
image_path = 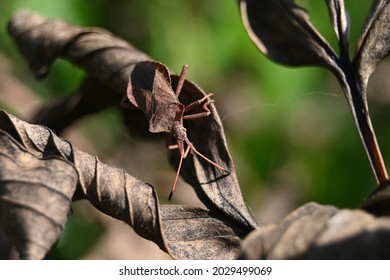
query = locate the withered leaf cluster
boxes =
[239,202,390,259]
[1,3,390,260]
[240,0,390,187]
[238,0,390,258]
[2,11,256,260]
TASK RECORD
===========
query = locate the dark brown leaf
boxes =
[239,0,338,69]
[354,0,390,93]
[362,181,390,216]
[0,110,251,259]
[161,205,247,259]
[239,202,390,259]
[7,12,259,257]
[0,129,78,259]
[32,77,121,132]
[7,12,257,228]
[8,11,153,137]
[7,10,150,92]
[31,76,150,137]
[325,0,350,53]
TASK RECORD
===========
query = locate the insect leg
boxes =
[168,155,184,201]
[183,102,213,120]
[175,64,188,97]
[184,138,227,172]
[167,144,179,150]
[168,139,186,201]
[183,144,191,158]
[184,93,214,113]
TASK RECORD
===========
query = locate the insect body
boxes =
[123,61,226,200]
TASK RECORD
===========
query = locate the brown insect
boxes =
[122,61,226,200]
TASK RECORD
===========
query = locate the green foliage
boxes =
[46,203,104,259]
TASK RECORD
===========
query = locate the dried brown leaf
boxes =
[7,11,258,230]
[0,129,78,259]
[0,110,252,259]
[8,11,152,137]
[354,0,390,93]
[362,181,390,216]
[239,202,390,259]
[161,205,247,259]
[7,10,150,92]
[239,0,338,69]
[325,0,350,53]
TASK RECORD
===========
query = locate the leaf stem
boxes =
[334,18,388,185]
[356,99,388,185]
[346,70,388,185]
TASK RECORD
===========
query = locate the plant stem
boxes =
[348,78,388,185]
[335,40,388,186]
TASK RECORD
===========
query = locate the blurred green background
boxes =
[0,0,389,259]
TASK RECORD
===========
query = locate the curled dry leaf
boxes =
[8,12,257,229]
[7,11,150,89]
[354,0,390,95]
[0,110,254,259]
[31,75,149,137]
[325,0,350,53]
[362,180,390,217]
[31,76,148,136]
[160,205,248,260]
[239,0,338,68]
[8,10,151,137]
[5,10,258,259]
[122,60,257,228]
[0,129,78,259]
[239,202,390,259]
